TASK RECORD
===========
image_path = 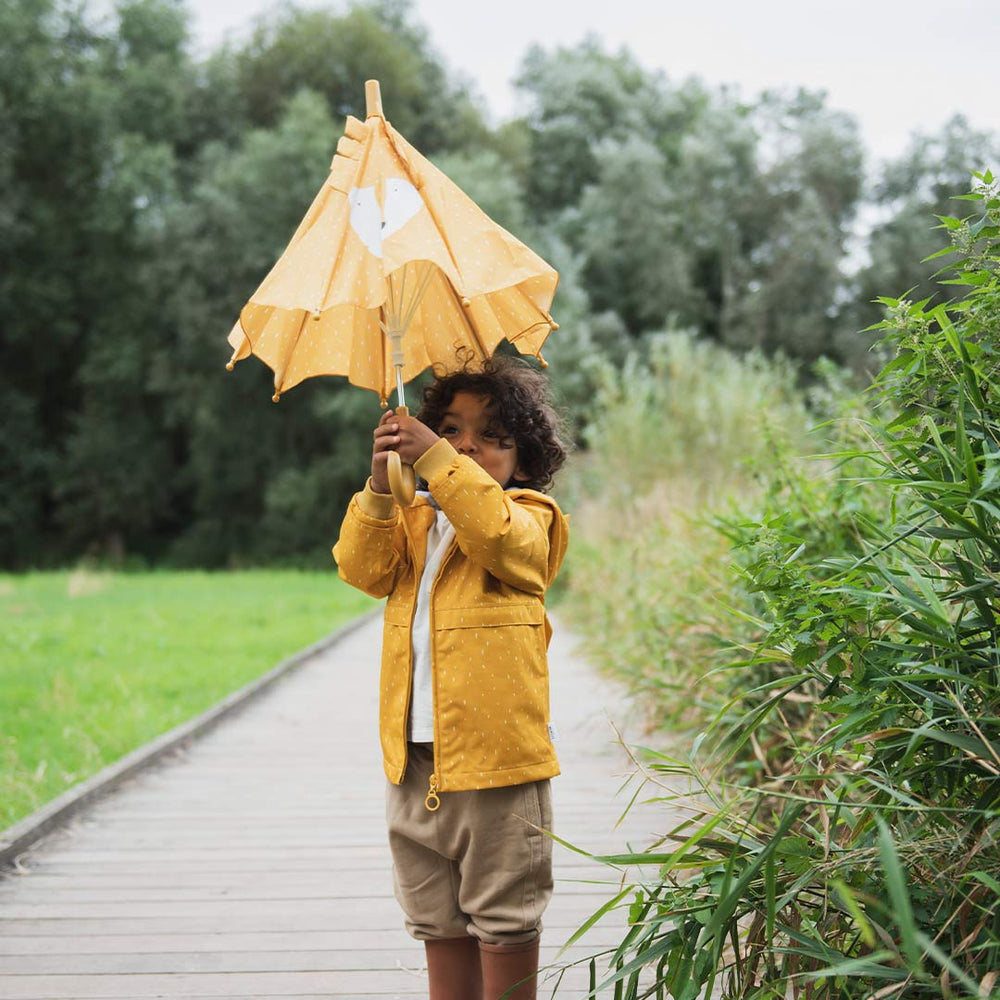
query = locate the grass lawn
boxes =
[0,569,376,830]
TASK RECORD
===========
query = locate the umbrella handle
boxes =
[387,451,416,507]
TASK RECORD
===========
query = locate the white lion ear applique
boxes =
[348,178,424,258]
[382,178,424,239]
[348,186,382,257]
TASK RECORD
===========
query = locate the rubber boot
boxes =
[425,936,483,1000]
[479,937,540,1000]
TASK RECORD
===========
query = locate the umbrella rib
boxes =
[273,309,310,399]
[387,125,465,284]
[443,274,491,360]
[312,120,377,317]
[395,263,407,322]
[384,273,397,332]
[400,262,434,333]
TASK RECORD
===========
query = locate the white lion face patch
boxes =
[348,178,424,258]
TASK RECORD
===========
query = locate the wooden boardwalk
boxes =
[0,615,670,998]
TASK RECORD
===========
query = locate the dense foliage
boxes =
[563,176,1000,998]
[2,0,997,568]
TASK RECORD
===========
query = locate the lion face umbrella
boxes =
[226,80,559,505]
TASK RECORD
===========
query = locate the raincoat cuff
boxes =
[358,479,397,520]
[414,438,457,484]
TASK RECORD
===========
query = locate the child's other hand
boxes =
[395,413,439,466]
[370,409,440,494]
[371,410,399,494]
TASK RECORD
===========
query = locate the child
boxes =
[333,354,569,1000]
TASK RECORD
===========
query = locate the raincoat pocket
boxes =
[433,602,551,775]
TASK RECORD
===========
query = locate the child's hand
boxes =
[370,410,440,494]
[394,413,440,466]
[371,410,400,494]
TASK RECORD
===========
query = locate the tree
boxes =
[576,133,695,332]
[54,0,198,559]
[513,43,866,366]
[853,115,1000,333]
[231,0,488,155]
[724,89,864,362]
[0,0,117,564]
[514,38,678,219]
[733,186,844,359]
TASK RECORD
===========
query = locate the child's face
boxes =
[438,392,524,488]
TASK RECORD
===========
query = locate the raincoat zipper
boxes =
[397,507,432,786]
[425,534,457,811]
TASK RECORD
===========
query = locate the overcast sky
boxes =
[93,0,1000,165]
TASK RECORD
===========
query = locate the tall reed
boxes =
[562,330,817,726]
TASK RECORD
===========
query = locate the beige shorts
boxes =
[385,743,553,945]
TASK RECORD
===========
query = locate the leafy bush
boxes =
[565,172,1000,999]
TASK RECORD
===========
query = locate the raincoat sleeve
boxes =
[414,439,568,597]
[333,479,408,598]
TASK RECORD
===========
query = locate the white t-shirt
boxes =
[408,508,455,742]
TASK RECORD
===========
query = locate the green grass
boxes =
[0,569,376,829]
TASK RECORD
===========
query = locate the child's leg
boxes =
[386,745,553,1000]
[386,744,471,939]
[455,779,553,1000]
[425,937,483,1000]
[387,744,480,998]
[479,938,539,1000]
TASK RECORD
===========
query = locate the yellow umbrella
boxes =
[226,80,559,504]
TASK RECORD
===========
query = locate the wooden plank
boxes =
[0,966,637,999]
[0,971,427,998]
[0,887,625,920]
[0,859,604,888]
[0,930,408,956]
[0,931,624,958]
[0,907,631,938]
[0,942,621,975]
[0,872,614,903]
[26,847,393,865]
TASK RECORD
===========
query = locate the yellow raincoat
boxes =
[333,438,570,796]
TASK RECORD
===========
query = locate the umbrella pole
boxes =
[389,331,407,410]
[396,367,406,409]
[380,261,435,507]
[385,327,415,505]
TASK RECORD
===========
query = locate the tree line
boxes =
[2,0,997,568]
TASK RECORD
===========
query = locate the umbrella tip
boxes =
[365,80,383,119]
[272,392,281,403]
[225,360,235,371]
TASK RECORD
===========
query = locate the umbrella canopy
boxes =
[226,80,559,406]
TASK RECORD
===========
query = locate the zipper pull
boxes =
[425,773,441,812]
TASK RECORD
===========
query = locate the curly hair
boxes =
[416,352,568,493]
